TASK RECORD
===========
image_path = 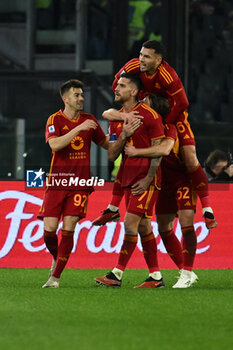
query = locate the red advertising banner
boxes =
[0,181,232,269]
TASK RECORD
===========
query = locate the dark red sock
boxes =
[110,180,124,207]
[160,229,183,269]
[44,230,58,260]
[52,229,74,278]
[188,163,210,208]
[181,226,197,271]
[140,232,159,273]
[116,234,138,271]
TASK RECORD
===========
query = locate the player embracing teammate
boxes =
[94,40,217,288]
[93,40,217,230]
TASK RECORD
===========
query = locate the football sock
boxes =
[188,163,210,208]
[112,267,123,280]
[160,229,183,269]
[52,229,74,279]
[140,232,160,273]
[149,271,162,280]
[181,226,197,271]
[43,230,58,260]
[116,234,138,271]
[202,206,213,215]
[110,180,124,207]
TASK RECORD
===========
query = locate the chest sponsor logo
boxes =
[71,136,84,150]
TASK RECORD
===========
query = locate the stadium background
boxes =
[0,3,233,350]
[0,0,232,268]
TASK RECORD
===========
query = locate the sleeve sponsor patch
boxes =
[48,125,55,133]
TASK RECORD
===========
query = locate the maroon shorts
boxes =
[176,112,195,147]
[124,185,159,218]
[38,189,90,219]
[156,182,197,215]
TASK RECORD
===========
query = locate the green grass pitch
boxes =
[0,268,232,350]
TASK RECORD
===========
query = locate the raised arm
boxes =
[103,108,143,122]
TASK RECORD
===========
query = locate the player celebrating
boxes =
[93,40,217,229]
[38,79,109,288]
[95,73,168,288]
[125,93,199,288]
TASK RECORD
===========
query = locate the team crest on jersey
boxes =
[71,136,84,150]
[48,125,55,133]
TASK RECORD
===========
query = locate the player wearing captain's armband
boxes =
[95,73,167,288]
[38,79,109,288]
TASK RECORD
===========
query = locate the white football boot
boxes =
[42,276,60,288]
[172,269,199,289]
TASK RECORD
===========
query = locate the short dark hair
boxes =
[142,40,166,58]
[120,72,142,92]
[206,150,228,169]
[60,79,84,96]
[147,93,170,118]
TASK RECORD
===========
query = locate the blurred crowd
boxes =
[189,0,233,122]
[204,149,233,182]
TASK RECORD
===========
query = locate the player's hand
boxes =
[77,120,97,132]
[131,177,151,196]
[122,111,144,123]
[122,118,142,138]
[124,144,137,157]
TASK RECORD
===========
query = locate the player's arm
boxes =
[108,119,142,161]
[48,119,97,152]
[131,139,163,195]
[99,135,109,150]
[125,138,174,158]
[103,109,143,122]
[165,80,189,124]
[125,123,177,158]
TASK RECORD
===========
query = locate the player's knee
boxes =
[63,215,80,231]
[138,222,151,236]
[158,223,173,234]
[156,217,173,233]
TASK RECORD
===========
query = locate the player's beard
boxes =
[114,95,123,103]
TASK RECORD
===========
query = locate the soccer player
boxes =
[38,79,109,288]
[95,73,167,288]
[125,94,199,288]
[93,40,217,229]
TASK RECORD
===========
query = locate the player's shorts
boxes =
[124,185,159,218]
[156,182,197,215]
[176,111,195,147]
[38,189,90,219]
